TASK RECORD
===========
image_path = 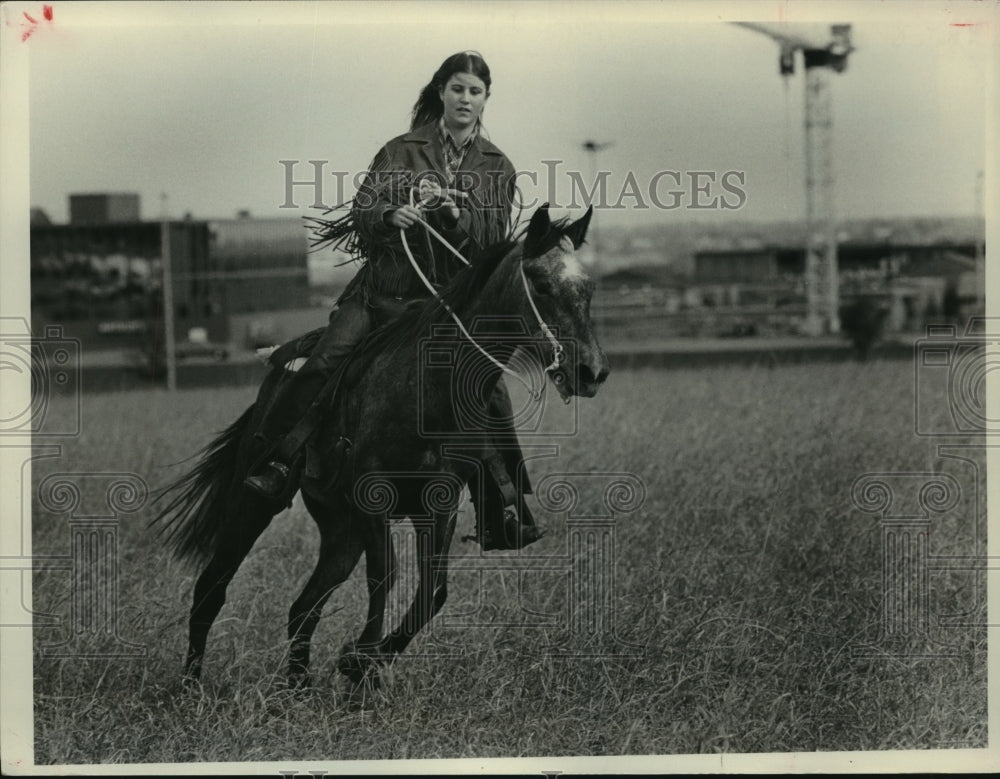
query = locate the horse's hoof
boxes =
[337,642,387,686]
[337,650,368,684]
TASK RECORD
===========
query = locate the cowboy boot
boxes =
[489,498,545,551]
[245,459,298,501]
[466,455,544,551]
[244,371,326,500]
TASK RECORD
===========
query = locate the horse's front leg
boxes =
[383,510,458,659]
[337,512,395,688]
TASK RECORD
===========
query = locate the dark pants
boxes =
[257,295,375,459]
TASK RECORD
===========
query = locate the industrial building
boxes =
[69,193,142,225]
[30,196,311,359]
[692,236,982,332]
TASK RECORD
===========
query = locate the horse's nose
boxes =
[580,364,609,385]
[578,361,610,392]
[579,363,598,385]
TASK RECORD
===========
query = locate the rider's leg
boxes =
[468,461,543,551]
[245,297,373,499]
[466,381,543,551]
[485,380,535,495]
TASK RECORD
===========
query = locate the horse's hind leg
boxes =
[183,501,274,684]
[287,492,364,689]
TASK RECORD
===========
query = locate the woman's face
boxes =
[438,72,488,132]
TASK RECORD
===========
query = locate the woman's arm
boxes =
[352,145,413,240]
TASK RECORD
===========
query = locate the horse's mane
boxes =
[350,216,574,365]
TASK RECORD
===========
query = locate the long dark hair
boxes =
[410,51,492,131]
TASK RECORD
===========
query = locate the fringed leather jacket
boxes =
[319,121,517,305]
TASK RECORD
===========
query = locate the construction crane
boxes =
[734,22,854,335]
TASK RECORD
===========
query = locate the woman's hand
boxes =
[386,204,423,229]
[436,196,461,228]
[418,180,462,226]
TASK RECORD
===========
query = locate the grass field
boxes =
[29,359,987,763]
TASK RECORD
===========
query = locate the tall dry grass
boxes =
[30,360,986,763]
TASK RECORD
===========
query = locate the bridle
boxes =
[399,187,566,402]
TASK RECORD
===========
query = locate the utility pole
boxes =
[160,221,177,391]
[735,22,854,335]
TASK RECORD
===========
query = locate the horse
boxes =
[154,204,610,693]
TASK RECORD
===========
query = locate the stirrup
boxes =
[463,503,545,552]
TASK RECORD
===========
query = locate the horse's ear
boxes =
[524,203,551,258]
[564,206,593,250]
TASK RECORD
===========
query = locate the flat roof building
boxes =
[69,193,141,225]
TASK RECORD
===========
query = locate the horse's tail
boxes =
[152,404,256,566]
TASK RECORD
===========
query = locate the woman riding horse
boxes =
[157,203,607,692]
[244,51,541,550]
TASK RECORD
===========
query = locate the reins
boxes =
[399,188,565,401]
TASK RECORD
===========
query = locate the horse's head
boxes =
[520,204,610,400]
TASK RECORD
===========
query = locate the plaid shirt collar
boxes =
[439,118,478,182]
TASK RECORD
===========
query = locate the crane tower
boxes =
[735,22,854,335]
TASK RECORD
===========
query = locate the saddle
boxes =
[254,294,421,493]
[260,326,326,373]
[258,327,355,497]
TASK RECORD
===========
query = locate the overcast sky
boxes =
[21,1,998,228]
